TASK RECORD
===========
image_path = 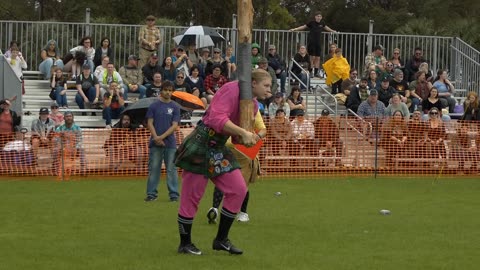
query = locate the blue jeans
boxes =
[146,146,179,200]
[277,70,287,92]
[75,87,97,109]
[55,86,68,107]
[103,106,125,125]
[125,84,147,100]
[410,97,420,113]
[39,58,64,80]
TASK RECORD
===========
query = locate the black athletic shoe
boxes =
[144,196,157,202]
[207,207,218,224]
[178,243,202,255]
[212,238,243,255]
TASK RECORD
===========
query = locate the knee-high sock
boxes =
[212,186,224,209]
[178,214,193,245]
[216,208,236,241]
[240,191,249,213]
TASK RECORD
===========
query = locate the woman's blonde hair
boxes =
[252,68,271,83]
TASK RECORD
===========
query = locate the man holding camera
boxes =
[102,82,125,127]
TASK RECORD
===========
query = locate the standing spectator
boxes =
[138,15,162,67]
[269,92,290,119]
[291,45,311,90]
[144,81,181,202]
[0,99,21,147]
[38,40,64,80]
[405,47,427,82]
[119,55,146,100]
[204,64,228,103]
[49,102,64,127]
[290,11,336,77]
[94,56,110,82]
[174,70,270,255]
[30,107,55,157]
[75,64,100,111]
[461,91,480,121]
[364,45,387,75]
[93,37,114,69]
[408,71,432,102]
[314,109,343,166]
[421,87,450,121]
[5,46,27,94]
[266,45,287,93]
[143,53,165,86]
[50,67,68,108]
[385,93,410,119]
[433,69,456,113]
[287,86,306,118]
[146,72,163,98]
[357,89,386,118]
[389,48,404,70]
[161,56,176,82]
[346,77,369,113]
[323,48,350,94]
[224,45,237,79]
[99,62,125,97]
[102,82,125,127]
[251,43,263,68]
[376,77,397,107]
[64,36,95,79]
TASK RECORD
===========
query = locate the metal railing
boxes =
[450,38,480,92]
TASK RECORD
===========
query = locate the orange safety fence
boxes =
[1,116,479,179]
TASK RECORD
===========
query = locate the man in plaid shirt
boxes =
[204,64,228,104]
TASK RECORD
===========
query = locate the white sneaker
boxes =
[237,212,250,222]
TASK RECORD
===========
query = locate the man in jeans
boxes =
[145,81,181,202]
[75,64,100,115]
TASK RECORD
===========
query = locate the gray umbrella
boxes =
[173,25,225,47]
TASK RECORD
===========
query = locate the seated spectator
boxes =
[205,47,227,77]
[407,109,428,159]
[269,92,290,119]
[418,62,433,83]
[0,99,21,148]
[390,69,419,111]
[291,111,316,156]
[173,71,192,93]
[421,87,450,121]
[50,67,68,108]
[63,36,95,80]
[385,94,410,119]
[433,69,456,113]
[381,61,395,80]
[314,109,343,166]
[267,44,287,93]
[367,69,380,90]
[377,77,397,107]
[198,48,211,78]
[103,82,125,127]
[389,48,404,70]
[161,56,176,82]
[1,129,34,168]
[268,109,293,157]
[94,56,110,82]
[49,102,64,127]
[291,45,311,90]
[451,122,479,174]
[99,62,126,97]
[224,45,237,79]
[340,68,359,96]
[146,72,163,98]
[30,107,55,157]
[119,55,146,100]
[357,89,386,118]
[251,43,263,68]
[103,114,148,170]
[381,110,408,167]
[143,53,165,86]
[405,47,427,82]
[346,77,369,113]
[425,107,447,159]
[204,64,228,103]
[39,40,64,80]
[364,45,386,74]
[461,91,480,121]
[185,43,200,66]
[75,64,100,111]
[257,57,278,102]
[323,48,350,95]
[185,66,207,107]
[173,45,193,76]
[408,71,432,102]
[6,46,27,93]
[287,86,306,119]
[93,37,114,69]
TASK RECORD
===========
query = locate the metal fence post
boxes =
[450,37,457,82]
[85,8,91,36]
[231,14,237,52]
[432,38,438,73]
[367,20,374,54]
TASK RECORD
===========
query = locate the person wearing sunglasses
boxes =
[425,107,447,161]
[405,47,427,82]
[421,87,450,121]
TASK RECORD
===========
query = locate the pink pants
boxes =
[178,169,247,218]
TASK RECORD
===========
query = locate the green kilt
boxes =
[175,122,240,178]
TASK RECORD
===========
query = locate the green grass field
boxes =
[1,176,480,270]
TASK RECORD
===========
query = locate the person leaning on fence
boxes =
[381,110,408,168]
[119,55,146,100]
[75,64,100,113]
[451,122,479,174]
[39,40,64,80]
[314,109,343,166]
[93,37,114,69]
[174,69,271,256]
[30,107,55,158]
[138,15,162,68]
[50,67,68,108]
[103,82,125,128]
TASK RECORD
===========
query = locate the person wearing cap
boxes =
[314,109,343,166]
[291,110,316,157]
[257,57,278,98]
[346,77,369,113]
[251,43,263,68]
[0,99,21,147]
[357,89,386,118]
[364,45,387,74]
[99,62,126,98]
[143,53,165,86]
[405,47,428,82]
[425,107,447,160]
[75,64,100,111]
[30,107,55,156]
[266,44,287,93]
[204,63,228,103]
[289,11,336,77]
[49,102,64,127]
[376,77,397,107]
[268,92,290,119]
[390,69,413,109]
[204,47,227,77]
[64,36,95,80]
[138,15,161,67]
[119,55,147,100]
[93,37,114,69]
[173,45,194,76]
